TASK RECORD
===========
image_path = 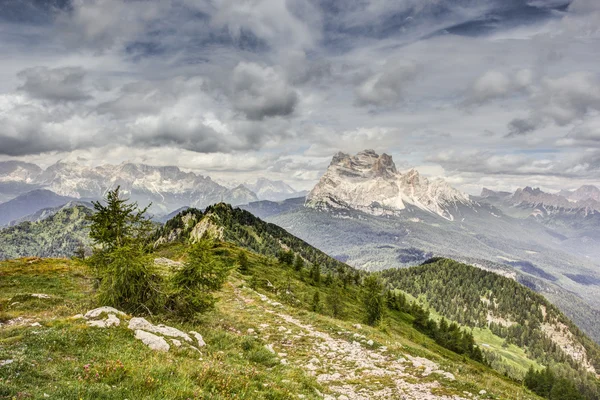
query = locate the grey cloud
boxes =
[354,60,418,107]
[465,69,532,105]
[536,72,600,126]
[231,62,298,120]
[506,117,539,137]
[17,66,90,102]
[55,0,168,51]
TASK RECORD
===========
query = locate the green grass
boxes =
[0,249,543,400]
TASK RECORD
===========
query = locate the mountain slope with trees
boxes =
[381,258,600,399]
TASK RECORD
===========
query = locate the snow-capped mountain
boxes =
[0,161,43,202]
[245,178,306,201]
[0,161,258,213]
[561,185,600,204]
[306,149,472,220]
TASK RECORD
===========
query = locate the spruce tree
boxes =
[362,275,385,326]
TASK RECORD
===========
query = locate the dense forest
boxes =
[0,205,91,260]
[381,258,600,399]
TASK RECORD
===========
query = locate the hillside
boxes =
[0,205,91,260]
[1,249,541,399]
[382,259,600,398]
[154,203,356,277]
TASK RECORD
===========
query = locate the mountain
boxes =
[479,186,600,260]
[242,150,600,346]
[0,203,91,260]
[154,203,355,276]
[0,161,42,202]
[0,189,76,226]
[382,258,600,396]
[245,178,307,201]
[306,150,472,221]
[0,161,258,213]
[562,185,600,203]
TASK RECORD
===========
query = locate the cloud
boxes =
[209,0,321,51]
[465,69,532,105]
[507,117,539,137]
[231,62,298,120]
[17,66,91,102]
[55,0,168,51]
[354,60,419,107]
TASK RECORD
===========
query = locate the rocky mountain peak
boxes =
[306,150,472,220]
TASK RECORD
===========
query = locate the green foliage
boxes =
[311,290,321,312]
[326,283,344,318]
[88,186,152,251]
[382,259,600,370]
[293,254,304,272]
[524,367,583,400]
[0,205,91,260]
[88,187,163,314]
[96,245,164,314]
[238,251,250,274]
[277,250,294,266]
[382,259,600,399]
[309,263,321,285]
[157,203,356,278]
[167,240,232,318]
[362,275,385,326]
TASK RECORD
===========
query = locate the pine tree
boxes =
[168,240,231,318]
[238,251,250,274]
[311,290,321,312]
[326,282,344,318]
[362,275,385,326]
[310,264,321,285]
[87,187,161,314]
[293,254,304,271]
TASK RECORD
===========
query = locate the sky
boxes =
[0,0,600,194]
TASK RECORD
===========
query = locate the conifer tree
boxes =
[362,275,385,326]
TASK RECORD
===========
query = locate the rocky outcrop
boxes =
[306,150,472,220]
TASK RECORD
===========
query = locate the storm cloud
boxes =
[0,0,599,191]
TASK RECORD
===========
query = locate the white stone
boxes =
[31,293,51,299]
[265,344,276,354]
[189,331,206,347]
[0,360,14,367]
[171,339,182,347]
[30,322,42,327]
[128,317,191,342]
[87,314,120,328]
[366,339,374,346]
[280,359,288,365]
[479,390,487,395]
[134,330,170,352]
[353,324,362,329]
[247,328,255,334]
[84,307,126,319]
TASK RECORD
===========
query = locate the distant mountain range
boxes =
[0,160,304,224]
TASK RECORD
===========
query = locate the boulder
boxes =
[128,317,192,342]
[134,330,170,352]
[87,313,120,328]
[84,307,126,319]
[189,331,206,347]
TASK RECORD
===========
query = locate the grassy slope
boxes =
[0,246,541,400]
